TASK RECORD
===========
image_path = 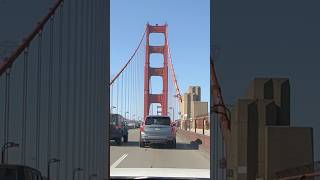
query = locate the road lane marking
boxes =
[111,153,128,168]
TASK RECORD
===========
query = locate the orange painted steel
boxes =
[168,48,182,103]
[144,23,169,120]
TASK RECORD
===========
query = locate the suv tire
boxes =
[123,134,128,143]
[170,139,176,149]
[139,136,144,148]
[116,137,122,145]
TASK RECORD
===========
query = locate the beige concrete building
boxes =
[246,78,290,125]
[226,78,314,180]
[180,86,208,121]
[191,101,208,119]
[188,86,201,101]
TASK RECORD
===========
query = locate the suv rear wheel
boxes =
[170,139,176,149]
[123,134,128,143]
[116,137,123,145]
[139,136,144,148]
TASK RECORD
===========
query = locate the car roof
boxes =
[146,115,170,118]
[147,115,170,118]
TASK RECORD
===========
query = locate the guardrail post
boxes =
[203,118,205,135]
[195,119,197,133]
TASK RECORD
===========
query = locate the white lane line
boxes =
[111,153,128,168]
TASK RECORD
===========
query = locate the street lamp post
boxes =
[89,173,98,180]
[1,142,19,164]
[125,112,129,120]
[169,107,175,122]
[72,168,84,180]
[47,158,60,180]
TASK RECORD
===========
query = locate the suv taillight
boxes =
[140,122,144,132]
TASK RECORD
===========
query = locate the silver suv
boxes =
[139,115,176,148]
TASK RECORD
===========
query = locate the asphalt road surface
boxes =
[110,129,210,169]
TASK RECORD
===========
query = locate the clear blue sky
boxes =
[110,0,210,110]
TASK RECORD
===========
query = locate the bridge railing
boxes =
[178,115,210,135]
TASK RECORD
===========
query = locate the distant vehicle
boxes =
[110,114,128,145]
[135,121,141,128]
[126,121,136,129]
[0,164,44,180]
[139,115,176,148]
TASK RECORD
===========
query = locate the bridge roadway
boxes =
[110,129,210,169]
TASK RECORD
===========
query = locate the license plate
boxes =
[155,128,160,131]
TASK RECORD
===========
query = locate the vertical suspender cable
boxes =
[96,0,100,170]
[127,67,129,118]
[71,0,78,170]
[136,51,139,118]
[126,67,129,119]
[130,62,132,118]
[4,68,11,163]
[135,54,138,119]
[56,3,64,179]
[111,84,113,112]
[123,70,126,118]
[36,32,42,169]
[89,0,94,172]
[133,55,136,119]
[83,0,90,177]
[92,0,98,172]
[64,0,71,178]
[98,3,104,174]
[116,77,119,115]
[48,15,54,164]
[121,72,123,116]
[132,59,134,118]
[21,47,28,165]
[78,0,84,176]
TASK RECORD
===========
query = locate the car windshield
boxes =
[145,117,171,126]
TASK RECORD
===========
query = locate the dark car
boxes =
[139,115,176,148]
[0,164,44,180]
[110,114,128,145]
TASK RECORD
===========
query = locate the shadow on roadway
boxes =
[109,140,139,147]
[150,141,200,150]
[110,140,200,150]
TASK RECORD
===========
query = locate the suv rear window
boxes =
[110,114,119,125]
[145,117,170,125]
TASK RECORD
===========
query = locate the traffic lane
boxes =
[110,129,210,169]
[109,128,140,165]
